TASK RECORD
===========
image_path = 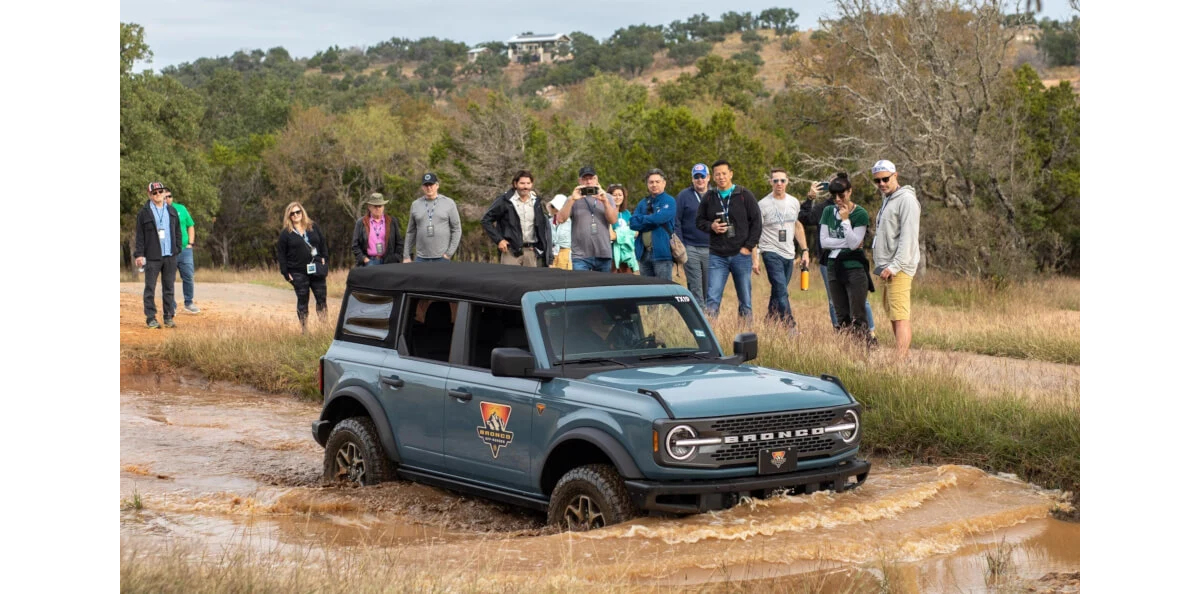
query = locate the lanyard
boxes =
[720,196,731,220]
[153,202,168,230]
[424,196,439,225]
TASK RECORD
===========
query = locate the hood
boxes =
[578,363,853,419]
[887,185,917,202]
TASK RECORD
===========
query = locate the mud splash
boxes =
[121,374,1077,592]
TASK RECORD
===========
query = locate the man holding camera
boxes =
[555,166,618,272]
[482,169,550,267]
[695,160,761,320]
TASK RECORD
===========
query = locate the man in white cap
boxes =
[546,194,573,270]
[870,160,921,359]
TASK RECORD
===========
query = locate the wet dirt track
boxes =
[121,374,1078,592]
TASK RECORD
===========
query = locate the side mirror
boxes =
[491,347,538,378]
[732,332,758,363]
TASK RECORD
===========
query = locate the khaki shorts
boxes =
[552,249,572,270]
[880,271,913,321]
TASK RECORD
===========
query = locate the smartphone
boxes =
[818,182,829,192]
[581,186,599,196]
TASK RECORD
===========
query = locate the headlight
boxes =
[665,425,698,461]
[836,409,860,442]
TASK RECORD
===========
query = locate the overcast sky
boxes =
[121,0,1078,71]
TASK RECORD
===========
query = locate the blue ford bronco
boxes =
[312,262,869,531]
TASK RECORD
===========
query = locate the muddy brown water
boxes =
[120,374,1078,592]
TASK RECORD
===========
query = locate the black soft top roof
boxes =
[346,261,675,306]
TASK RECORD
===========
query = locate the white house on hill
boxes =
[505,33,571,63]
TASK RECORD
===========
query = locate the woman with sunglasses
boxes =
[276,202,329,331]
[818,173,874,341]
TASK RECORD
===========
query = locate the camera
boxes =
[581,186,599,196]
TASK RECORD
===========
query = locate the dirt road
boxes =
[120,282,1079,591]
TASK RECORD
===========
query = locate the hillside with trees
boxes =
[121,0,1080,278]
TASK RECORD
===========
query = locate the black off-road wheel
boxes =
[547,464,637,532]
[323,417,396,486]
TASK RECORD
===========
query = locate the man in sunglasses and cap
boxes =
[404,173,462,263]
[870,159,921,360]
[352,193,404,266]
[674,163,711,302]
[134,181,183,329]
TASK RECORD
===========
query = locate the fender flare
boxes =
[319,386,401,463]
[537,426,645,480]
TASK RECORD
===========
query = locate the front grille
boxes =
[711,410,839,434]
[708,409,844,465]
[713,435,837,462]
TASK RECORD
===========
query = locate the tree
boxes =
[120,23,152,75]
[758,7,800,36]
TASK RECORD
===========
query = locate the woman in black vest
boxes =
[276,201,329,331]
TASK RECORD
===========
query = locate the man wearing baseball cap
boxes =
[404,173,462,262]
[870,160,921,359]
[555,165,618,271]
[673,163,711,301]
[134,182,183,329]
[352,193,404,266]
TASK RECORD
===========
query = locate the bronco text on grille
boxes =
[710,409,843,464]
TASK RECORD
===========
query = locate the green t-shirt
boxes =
[172,203,195,245]
[819,204,869,269]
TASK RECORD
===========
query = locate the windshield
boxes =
[537,296,717,364]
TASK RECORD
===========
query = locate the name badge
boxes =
[590,221,598,233]
[779,229,787,242]
[726,223,735,236]
[158,229,165,239]
[426,225,434,237]
[375,242,383,254]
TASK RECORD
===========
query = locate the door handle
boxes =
[381,376,405,388]
[448,389,472,401]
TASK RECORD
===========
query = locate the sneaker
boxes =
[164,318,176,328]
[146,319,160,329]
[184,303,201,314]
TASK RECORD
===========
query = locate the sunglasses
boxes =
[771,179,788,184]
[872,175,892,184]
[290,210,303,216]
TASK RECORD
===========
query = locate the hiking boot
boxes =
[164,318,176,328]
[184,303,201,314]
[146,319,160,329]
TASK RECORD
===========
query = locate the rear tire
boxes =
[323,416,396,486]
[547,464,637,531]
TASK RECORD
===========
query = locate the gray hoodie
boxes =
[872,185,921,276]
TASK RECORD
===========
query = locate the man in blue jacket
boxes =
[630,168,677,279]
[674,163,710,301]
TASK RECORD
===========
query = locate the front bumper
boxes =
[624,458,871,514]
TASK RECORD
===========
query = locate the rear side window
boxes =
[342,292,394,340]
[401,297,458,362]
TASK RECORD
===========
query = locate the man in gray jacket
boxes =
[870,160,921,359]
[404,172,462,262]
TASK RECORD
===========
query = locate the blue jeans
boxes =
[415,256,446,263]
[177,247,195,306]
[707,252,753,318]
[761,251,794,326]
[572,256,613,272]
[367,257,385,266]
[821,263,874,332]
[640,255,673,279]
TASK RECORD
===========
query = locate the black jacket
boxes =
[134,200,183,261]
[277,223,329,277]
[695,185,762,258]
[480,189,550,266]
[799,196,836,264]
[351,214,404,266]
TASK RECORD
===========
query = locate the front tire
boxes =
[547,464,637,531]
[323,416,396,486]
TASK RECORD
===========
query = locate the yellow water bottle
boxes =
[800,264,810,291]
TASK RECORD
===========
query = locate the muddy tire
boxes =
[547,464,637,532]
[323,416,396,486]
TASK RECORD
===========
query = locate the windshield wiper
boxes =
[563,357,630,367]
[638,351,712,362]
